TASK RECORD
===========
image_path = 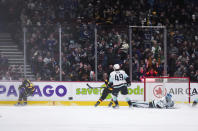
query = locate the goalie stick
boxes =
[131,101,149,108]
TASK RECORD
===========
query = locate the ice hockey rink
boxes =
[0,105,198,131]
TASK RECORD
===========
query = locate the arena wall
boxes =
[0,82,197,106]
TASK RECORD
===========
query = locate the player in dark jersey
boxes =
[15,79,35,106]
[94,73,117,107]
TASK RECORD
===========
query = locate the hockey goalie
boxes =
[132,93,174,109]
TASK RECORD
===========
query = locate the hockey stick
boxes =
[86,83,105,89]
[86,82,129,89]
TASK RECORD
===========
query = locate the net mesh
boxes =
[144,77,190,103]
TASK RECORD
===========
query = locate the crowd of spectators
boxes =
[0,53,24,80]
[1,0,198,81]
[0,54,9,80]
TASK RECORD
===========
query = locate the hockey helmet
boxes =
[24,78,28,82]
[113,64,120,70]
[165,93,172,102]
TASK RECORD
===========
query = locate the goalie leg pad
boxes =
[149,101,155,108]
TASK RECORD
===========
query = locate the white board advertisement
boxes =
[0,81,197,103]
[0,81,144,101]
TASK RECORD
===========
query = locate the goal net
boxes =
[144,77,190,103]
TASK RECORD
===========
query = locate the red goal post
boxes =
[144,77,191,104]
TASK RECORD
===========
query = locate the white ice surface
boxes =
[0,105,198,131]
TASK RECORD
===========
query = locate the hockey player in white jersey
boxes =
[132,93,174,109]
[109,64,132,108]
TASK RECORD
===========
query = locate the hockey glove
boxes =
[107,82,113,91]
[126,77,131,87]
[127,83,131,87]
[108,87,113,91]
[104,80,109,85]
[192,100,197,107]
